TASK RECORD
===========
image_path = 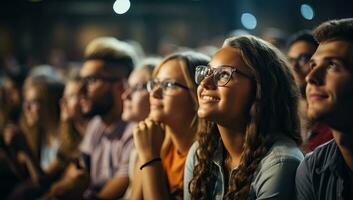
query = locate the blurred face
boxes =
[288,41,317,91]
[306,40,353,127]
[4,79,22,109]
[122,68,151,122]
[149,59,195,124]
[80,60,119,118]
[197,47,254,127]
[23,87,41,127]
[61,81,82,122]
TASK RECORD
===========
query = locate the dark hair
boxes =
[313,18,353,43]
[189,35,301,199]
[287,30,318,50]
[84,37,136,79]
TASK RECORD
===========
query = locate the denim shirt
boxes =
[296,139,353,200]
[184,137,304,200]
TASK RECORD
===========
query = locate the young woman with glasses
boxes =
[184,35,304,200]
[132,51,209,200]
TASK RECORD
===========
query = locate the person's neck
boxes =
[101,108,122,128]
[165,121,196,155]
[332,128,353,171]
[217,123,246,170]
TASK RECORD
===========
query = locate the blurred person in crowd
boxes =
[122,58,160,122]
[0,66,28,197]
[133,51,209,200]
[44,37,136,200]
[38,75,89,200]
[287,30,332,153]
[184,35,303,199]
[21,75,64,171]
[46,75,89,181]
[296,18,353,200]
[4,74,64,199]
[121,58,160,199]
[0,66,28,130]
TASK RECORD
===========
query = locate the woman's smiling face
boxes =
[197,47,255,127]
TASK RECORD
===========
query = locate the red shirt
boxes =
[302,122,333,153]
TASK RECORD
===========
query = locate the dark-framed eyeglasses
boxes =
[146,78,189,95]
[195,65,253,87]
[80,75,120,86]
[288,53,312,67]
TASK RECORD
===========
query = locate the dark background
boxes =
[1,0,352,67]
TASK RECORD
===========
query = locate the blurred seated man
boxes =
[44,37,137,200]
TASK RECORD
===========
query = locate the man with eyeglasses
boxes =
[44,37,137,200]
[287,30,332,153]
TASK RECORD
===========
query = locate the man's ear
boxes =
[113,79,127,94]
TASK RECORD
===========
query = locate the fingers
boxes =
[137,121,147,130]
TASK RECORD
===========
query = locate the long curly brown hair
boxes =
[189,35,302,199]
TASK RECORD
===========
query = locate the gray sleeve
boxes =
[295,157,315,200]
[183,142,198,200]
[253,158,301,200]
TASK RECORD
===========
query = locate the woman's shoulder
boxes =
[260,137,304,170]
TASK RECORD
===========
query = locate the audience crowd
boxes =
[0,18,352,200]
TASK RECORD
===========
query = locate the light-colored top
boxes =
[40,138,60,170]
[80,116,134,192]
[184,137,304,200]
[162,143,188,200]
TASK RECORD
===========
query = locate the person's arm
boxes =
[141,159,170,200]
[96,176,129,199]
[183,142,198,200]
[3,124,45,183]
[133,119,171,200]
[295,157,315,200]
[43,162,90,200]
[253,158,302,200]
[130,157,143,200]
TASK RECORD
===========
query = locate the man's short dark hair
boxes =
[84,37,137,79]
[287,30,318,50]
[313,18,353,43]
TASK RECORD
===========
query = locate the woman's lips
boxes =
[307,93,329,102]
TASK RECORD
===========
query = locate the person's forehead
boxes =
[129,68,150,84]
[210,47,252,75]
[64,82,79,95]
[80,59,107,77]
[156,59,184,81]
[25,87,39,99]
[288,41,316,54]
[313,40,353,61]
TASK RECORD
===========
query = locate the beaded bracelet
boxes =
[140,157,162,170]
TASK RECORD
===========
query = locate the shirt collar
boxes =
[211,139,224,166]
[101,119,127,140]
[316,140,346,177]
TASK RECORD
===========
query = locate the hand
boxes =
[3,124,30,152]
[133,119,165,163]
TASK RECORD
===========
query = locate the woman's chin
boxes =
[149,112,164,123]
[197,109,216,121]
